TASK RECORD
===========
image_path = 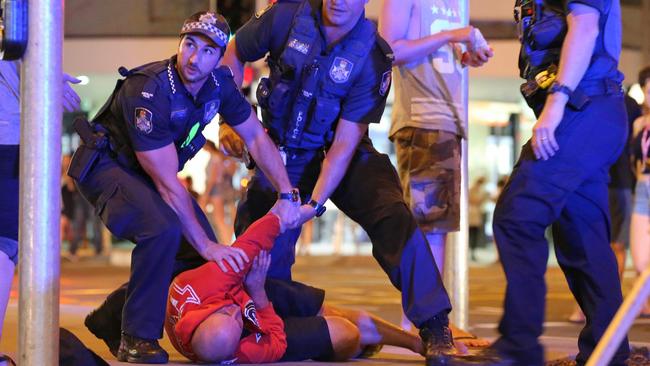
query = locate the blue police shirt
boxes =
[114,56,251,155]
[564,0,623,83]
[234,0,391,126]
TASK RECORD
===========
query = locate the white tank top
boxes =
[390,0,466,139]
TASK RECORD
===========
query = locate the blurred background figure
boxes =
[61,154,104,261]
[468,176,489,262]
[201,140,238,244]
[297,220,313,256]
[181,176,200,201]
[630,66,650,319]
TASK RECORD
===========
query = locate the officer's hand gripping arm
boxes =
[134,143,249,272]
[531,4,600,161]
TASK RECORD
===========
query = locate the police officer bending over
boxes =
[483,0,630,364]
[219,0,486,364]
[70,12,300,364]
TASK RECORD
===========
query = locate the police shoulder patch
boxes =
[134,107,153,134]
[376,36,395,63]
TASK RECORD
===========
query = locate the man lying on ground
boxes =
[165,212,429,363]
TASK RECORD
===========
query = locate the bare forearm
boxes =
[311,144,356,203]
[248,289,270,309]
[223,38,245,87]
[390,32,453,65]
[157,182,211,251]
[555,26,597,90]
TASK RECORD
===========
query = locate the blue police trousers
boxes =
[492,94,630,365]
[75,152,208,340]
[235,138,452,328]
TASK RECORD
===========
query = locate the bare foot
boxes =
[450,324,490,351]
[568,306,586,323]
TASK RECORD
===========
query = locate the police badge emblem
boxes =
[204,100,220,123]
[329,57,354,83]
[288,38,310,55]
[380,71,391,96]
[134,107,153,134]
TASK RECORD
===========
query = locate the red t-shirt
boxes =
[164,214,287,363]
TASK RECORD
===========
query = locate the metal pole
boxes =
[641,0,650,66]
[586,266,650,366]
[443,0,470,330]
[18,0,62,365]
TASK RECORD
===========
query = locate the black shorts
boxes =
[265,279,334,361]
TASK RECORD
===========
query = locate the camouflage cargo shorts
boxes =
[393,127,461,233]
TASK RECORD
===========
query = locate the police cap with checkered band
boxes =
[180,12,231,49]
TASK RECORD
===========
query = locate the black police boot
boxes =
[419,320,455,365]
[116,333,169,364]
[84,307,121,357]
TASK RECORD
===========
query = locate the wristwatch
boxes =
[278,188,300,203]
[307,199,326,217]
[548,81,573,98]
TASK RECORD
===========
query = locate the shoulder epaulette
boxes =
[376,36,395,63]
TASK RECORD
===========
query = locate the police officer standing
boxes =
[71,12,300,363]
[488,0,630,364]
[218,0,483,364]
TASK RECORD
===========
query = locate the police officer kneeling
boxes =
[482,0,630,365]
[69,12,299,364]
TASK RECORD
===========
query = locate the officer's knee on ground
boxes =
[324,316,361,361]
[191,311,242,363]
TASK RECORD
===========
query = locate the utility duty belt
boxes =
[520,64,622,112]
[67,118,109,182]
[520,64,589,111]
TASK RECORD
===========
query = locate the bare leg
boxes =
[323,305,423,355]
[426,233,447,274]
[611,242,626,280]
[210,196,231,244]
[0,252,15,343]
[323,316,361,361]
[630,212,650,315]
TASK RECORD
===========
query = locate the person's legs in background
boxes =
[0,145,19,365]
[630,177,650,317]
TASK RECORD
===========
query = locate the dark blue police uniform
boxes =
[232,0,452,329]
[492,0,630,364]
[72,56,250,341]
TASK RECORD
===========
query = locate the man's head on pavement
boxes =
[177,11,230,86]
[191,303,243,362]
[322,0,368,27]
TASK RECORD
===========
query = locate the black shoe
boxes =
[116,333,168,364]
[84,308,121,357]
[420,321,455,365]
